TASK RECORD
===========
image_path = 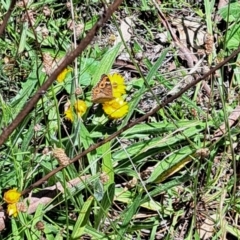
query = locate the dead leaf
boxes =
[213,105,240,140]
[198,214,216,239]
[0,212,5,232]
[171,17,206,49]
[25,176,90,214]
[115,17,133,51]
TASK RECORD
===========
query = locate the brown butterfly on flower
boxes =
[91,73,129,119]
[91,74,115,103]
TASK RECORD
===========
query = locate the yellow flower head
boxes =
[57,68,72,83]
[102,97,129,119]
[7,203,18,217]
[108,73,126,98]
[4,188,21,204]
[64,100,87,122]
[74,100,87,118]
[64,107,74,122]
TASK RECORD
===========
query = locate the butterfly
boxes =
[91,74,115,103]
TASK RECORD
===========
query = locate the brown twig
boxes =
[21,45,240,196]
[0,0,17,36]
[0,0,124,146]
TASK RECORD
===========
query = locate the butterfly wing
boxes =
[92,75,114,103]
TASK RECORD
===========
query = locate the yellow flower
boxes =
[108,73,126,97]
[7,203,18,217]
[4,188,21,204]
[57,68,71,83]
[64,107,74,122]
[64,100,87,122]
[102,97,129,119]
[74,100,87,118]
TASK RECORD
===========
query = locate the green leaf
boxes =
[84,225,109,239]
[218,2,240,22]
[30,204,45,240]
[140,175,191,204]
[11,66,39,118]
[0,98,13,126]
[122,120,203,138]
[91,43,122,86]
[18,212,32,239]
[226,223,240,238]
[116,194,142,240]
[147,145,197,183]
[71,196,94,239]
[113,121,207,162]
[18,22,28,53]
[226,23,240,50]
[93,178,104,201]
[94,183,115,228]
[101,140,114,186]
[10,218,22,240]
[72,121,98,175]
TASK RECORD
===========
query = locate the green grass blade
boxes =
[71,196,94,239]
[94,183,115,228]
[101,140,114,186]
[79,121,98,174]
[116,194,142,239]
[18,22,28,53]
[147,145,199,183]
[113,121,208,162]
[91,43,121,86]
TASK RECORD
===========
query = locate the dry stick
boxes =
[21,46,240,196]
[0,0,17,36]
[0,0,124,146]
